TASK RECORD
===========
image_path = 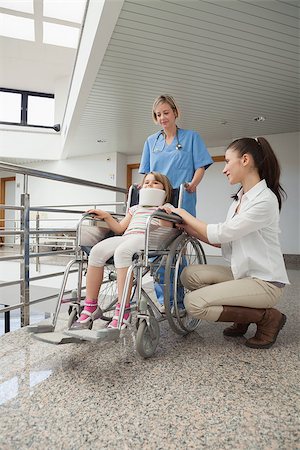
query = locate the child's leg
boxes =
[77,266,104,322]
[76,236,124,324]
[108,267,133,329]
[108,235,144,329]
[117,266,134,307]
[86,265,104,300]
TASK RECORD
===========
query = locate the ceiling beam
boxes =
[60,0,124,159]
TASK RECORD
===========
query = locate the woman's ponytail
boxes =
[227,137,287,210]
[256,137,286,210]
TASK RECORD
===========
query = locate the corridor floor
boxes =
[0,269,299,450]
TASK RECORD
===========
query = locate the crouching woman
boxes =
[162,137,289,349]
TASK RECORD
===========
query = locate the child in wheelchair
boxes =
[71,172,175,330]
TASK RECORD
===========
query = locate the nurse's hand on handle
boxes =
[184,166,206,193]
[184,182,196,193]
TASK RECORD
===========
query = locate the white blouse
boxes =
[207,180,289,283]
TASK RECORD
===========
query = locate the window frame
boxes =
[0,87,55,129]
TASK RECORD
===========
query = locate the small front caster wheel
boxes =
[136,317,160,358]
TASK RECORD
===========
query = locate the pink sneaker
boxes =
[70,299,102,330]
[108,303,131,330]
[77,299,98,323]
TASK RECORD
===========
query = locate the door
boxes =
[0,177,16,246]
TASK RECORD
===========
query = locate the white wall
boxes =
[14,152,127,229]
[0,127,61,159]
[54,76,70,125]
[267,132,300,254]
[116,152,127,213]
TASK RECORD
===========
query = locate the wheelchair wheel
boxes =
[136,308,160,358]
[164,234,206,335]
[97,263,137,322]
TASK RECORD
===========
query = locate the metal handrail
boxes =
[0,161,127,332]
[0,161,127,194]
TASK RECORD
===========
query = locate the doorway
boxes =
[0,177,16,246]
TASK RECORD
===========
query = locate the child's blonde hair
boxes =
[142,172,173,203]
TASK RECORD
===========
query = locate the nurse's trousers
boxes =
[181,265,284,322]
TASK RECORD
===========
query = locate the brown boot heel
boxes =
[245,312,286,349]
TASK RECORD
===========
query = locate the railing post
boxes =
[35,212,40,272]
[4,305,10,333]
[20,176,30,327]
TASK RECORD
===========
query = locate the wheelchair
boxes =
[28,185,206,357]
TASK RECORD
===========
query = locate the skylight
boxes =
[43,0,86,23]
[0,0,34,14]
[43,22,80,48]
[0,0,86,48]
[0,13,34,41]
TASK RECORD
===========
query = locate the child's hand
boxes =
[160,204,177,214]
[159,204,180,215]
[86,209,110,220]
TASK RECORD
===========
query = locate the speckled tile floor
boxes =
[0,270,299,450]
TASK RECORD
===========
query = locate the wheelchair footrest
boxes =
[27,323,55,333]
[64,328,120,343]
[31,331,83,345]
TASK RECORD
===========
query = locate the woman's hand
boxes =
[86,209,110,220]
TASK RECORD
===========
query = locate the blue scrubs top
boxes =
[139,128,213,216]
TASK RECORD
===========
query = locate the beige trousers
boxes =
[181,265,284,322]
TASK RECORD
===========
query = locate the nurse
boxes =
[139,94,213,216]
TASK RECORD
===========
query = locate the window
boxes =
[0,13,34,41]
[43,22,80,49]
[0,0,87,48]
[0,91,21,123]
[0,88,55,129]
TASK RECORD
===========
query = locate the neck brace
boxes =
[139,188,166,207]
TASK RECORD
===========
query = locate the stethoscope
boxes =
[152,127,182,153]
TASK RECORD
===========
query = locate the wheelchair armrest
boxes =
[81,212,124,223]
[152,210,183,224]
[77,213,120,248]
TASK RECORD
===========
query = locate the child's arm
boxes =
[86,209,132,235]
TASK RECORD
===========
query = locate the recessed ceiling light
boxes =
[253,116,266,122]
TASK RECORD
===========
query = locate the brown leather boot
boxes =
[245,309,286,349]
[223,323,250,337]
[218,306,286,349]
[218,305,263,324]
